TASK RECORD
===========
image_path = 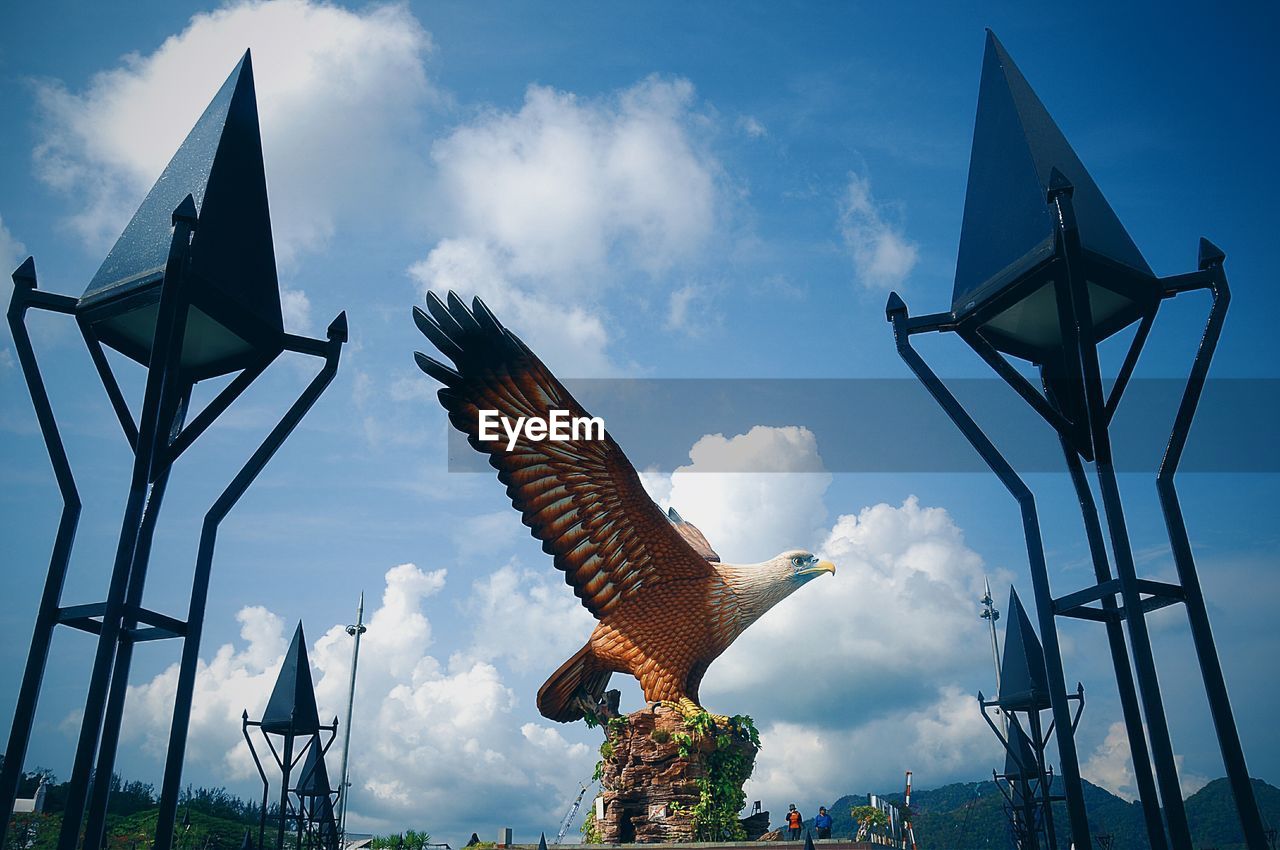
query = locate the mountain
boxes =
[793,777,1279,850]
[1186,778,1280,849]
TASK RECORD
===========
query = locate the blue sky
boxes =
[1,0,1277,843]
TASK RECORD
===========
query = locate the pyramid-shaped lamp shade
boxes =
[998,588,1052,712]
[295,737,333,798]
[951,32,1160,366]
[314,795,339,843]
[260,623,321,736]
[76,50,283,382]
[1003,720,1040,781]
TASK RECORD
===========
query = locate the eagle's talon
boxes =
[661,697,731,727]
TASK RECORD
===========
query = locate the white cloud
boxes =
[0,217,25,371]
[279,287,312,333]
[459,562,595,670]
[705,496,996,723]
[1083,721,1210,802]
[664,282,722,335]
[408,238,612,377]
[840,173,919,289]
[410,76,723,376]
[33,0,434,262]
[120,563,593,841]
[745,686,1001,806]
[647,425,832,563]
[432,77,715,283]
[0,215,26,271]
[736,115,768,139]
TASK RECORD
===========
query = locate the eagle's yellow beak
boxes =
[800,560,836,577]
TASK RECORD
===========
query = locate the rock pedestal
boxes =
[595,704,760,843]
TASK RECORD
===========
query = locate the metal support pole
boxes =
[0,266,82,850]
[1027,710,1057,850]
[887,297,1092,849]
[277,732,296,850]
[980,580,1006,735]
[1049,185,1193,850]
[1059,446,1168,850]
[337,593,367,846]
[83,461,177,850]
[154,318,346,850]
[1155,266,1267,850]
[242,715,271,850]
[59,203,197,850]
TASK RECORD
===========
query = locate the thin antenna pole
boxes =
[337,592,367,847]
[980,577,1006,733]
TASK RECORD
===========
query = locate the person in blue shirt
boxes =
[814,806,833,839]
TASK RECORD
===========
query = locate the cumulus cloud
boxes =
[33,0,434,262]
[432,77,715,282]
[121,563,593,840]
[704,496,997,726]
[840,173,919,289]
[459,562,594,670]
[409,238,612,376]
[646,425,832,564]
[1083,721,1210,802]
[409,76,722,375]
[745,686,1001,806]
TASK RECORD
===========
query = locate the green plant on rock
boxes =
[676,709,760,841]
[582,808,602,844]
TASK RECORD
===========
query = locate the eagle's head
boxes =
[772,549,837,588]
[717,549,835,629]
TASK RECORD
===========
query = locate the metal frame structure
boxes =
[992,733,1041,850]
[242,715,341,850]
[982,682,1085,850]
[0,204,346,850]
[887,177,1266,850]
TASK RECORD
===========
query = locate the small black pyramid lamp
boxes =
[888,30,1266,850]
[980,589,1085,850]
[994,722,1043,850]
[243,623,340,850]
[295,729,341,850]
[0,51,347,850]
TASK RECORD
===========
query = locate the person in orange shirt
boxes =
[786,804,804,840]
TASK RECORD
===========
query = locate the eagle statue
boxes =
[412,292,835,723]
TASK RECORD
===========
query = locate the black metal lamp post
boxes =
[993,721,1043,850]
[243,624,339,850]
[981,588,1085,850]
[887,30,1266,850]
[0,51,346,850]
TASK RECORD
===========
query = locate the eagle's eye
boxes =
[790,555,807,569]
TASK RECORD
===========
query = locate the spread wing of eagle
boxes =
[413,292,834,722]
